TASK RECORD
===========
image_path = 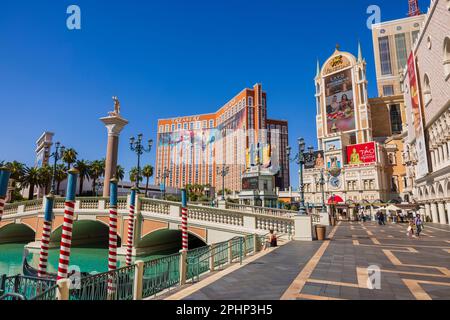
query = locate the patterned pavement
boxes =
[176,221,450,300]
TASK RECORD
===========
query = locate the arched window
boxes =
[444,37,450,79]
[423,74,432,106]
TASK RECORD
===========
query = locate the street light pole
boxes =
[130,134,153,191]
[287,137,307,216]
[50,142,65,195]
[157,168,171,200]
[216,165,229,201]
[319,169,327,213]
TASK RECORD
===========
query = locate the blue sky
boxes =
[0,0,422,184]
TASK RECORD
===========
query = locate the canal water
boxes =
[0,243,170,277]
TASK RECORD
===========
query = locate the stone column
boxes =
[101,116,129,197]
[430,202,439,224]
[438,202,447,225]
[446,201,450,225]
[425,203,431,221]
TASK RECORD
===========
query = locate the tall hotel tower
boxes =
[155,84,290,192]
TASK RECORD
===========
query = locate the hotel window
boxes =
[395,33,408,70]
[203,120,207,128]
[383,85,394,96]
[390,104,403,133]
[165,125,169,132]
[196,121,201,130]
[444,37,450,78]
[262,98,266,107]
[190,122,194,130]
[423,74,432,106]
[159,125,164,133]
[378,36,392,75]
[209,120,214,128]
[248,97,253,107]
[184,123,188,130]
[177,123,182,131]
[171,124,175,132]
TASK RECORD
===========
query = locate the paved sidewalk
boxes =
[170,221,450,300]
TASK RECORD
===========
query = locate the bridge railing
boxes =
[0,274,56,300]
[225,202,296,217]
[141,253,180,299]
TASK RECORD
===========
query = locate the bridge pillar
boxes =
[179,251,187,285]
[209,244,215,272]
[293,215,313,241]
[133,260,144,300]
[56,279,71,300]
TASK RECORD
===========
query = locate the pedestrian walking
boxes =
[406,221,415,238]
[415,215,424,237]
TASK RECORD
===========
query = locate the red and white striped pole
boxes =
[0,167,11,223]
[181,189,188,252]
[38,194,55,277]
[125,187,137,266]
[56,169,78,281]
[107,179,118,296]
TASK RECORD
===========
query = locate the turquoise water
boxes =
[0,243,169,277]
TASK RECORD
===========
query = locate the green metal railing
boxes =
[0,275,56,300]
[142,253,180,299]
[29,283,58,301]
[69,264,135,301]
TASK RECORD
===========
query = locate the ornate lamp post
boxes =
[318,169,327,213]
[50,142,65,195]
[157,168,171,200]
[216,165,230,201]
[130,134,153,191]
[287,138,307,215]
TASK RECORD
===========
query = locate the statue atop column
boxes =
[108,96,122,118]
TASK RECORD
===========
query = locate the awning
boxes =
[328,195,344,204]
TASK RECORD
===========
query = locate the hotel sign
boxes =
[346,142,377,165]
[323,55,351,75]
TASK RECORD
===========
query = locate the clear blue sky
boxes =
[0,0,422,183]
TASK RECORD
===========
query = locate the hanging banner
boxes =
[346,142,377,165]
[407,52,429,179]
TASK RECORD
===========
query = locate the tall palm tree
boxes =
[21,167,40,200]
[6,161,25,198]
[89,160,105,195]
[62,148,78,170]
[74,160,90,196]
[142,165,154,197]
[38,165,53,195]
[54,164,67,195]
[116,165,125,188]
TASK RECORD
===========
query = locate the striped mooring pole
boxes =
[38,194,55,277]
[125,187,138,266]
[181,189,188,252]
[56,169,78,281]
[0,167,11,222]
[107,179,118,296]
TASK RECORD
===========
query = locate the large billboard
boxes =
[407,52,429,179]
[242,177,259,191]
[304,151,325,170]
[325,69,356,133]
[346,142,377,165]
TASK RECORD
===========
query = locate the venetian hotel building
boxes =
[155,84,290,192]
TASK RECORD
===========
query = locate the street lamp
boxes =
[216,165,229,201]
[95,180,103,197]
[318,169,327,213]
[50,142,65,195]
[157,168,171,200]
[130,134,153,191]
[287,137,307,215]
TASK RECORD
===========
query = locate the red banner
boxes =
[346,142,376,165]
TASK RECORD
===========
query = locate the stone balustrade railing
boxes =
[225,202,296,217]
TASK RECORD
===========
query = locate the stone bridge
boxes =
[0,197,316,257]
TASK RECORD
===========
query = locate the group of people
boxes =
[407,215,424,238]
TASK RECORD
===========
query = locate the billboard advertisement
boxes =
[242,177,259,191]
[346,142,377,165]
[407,52,429,179]
[304,151,325,170]
[325,69,356,133]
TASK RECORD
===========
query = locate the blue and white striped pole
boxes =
[57,169,79,280]
[0,167,11,222]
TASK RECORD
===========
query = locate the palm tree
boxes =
[6,161,25,199]
[142,165,154,197]
[54,164,67,195]
[62,148,78,170]
[89,160,105,195]
[129,167,143,184]
[38,165,53,195]
[21,167,40,200]
[74,160,90,196]
[116,165,125,189]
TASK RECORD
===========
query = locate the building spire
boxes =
[358,41,363,62]
[316,59,321,78]
[408,0,421,17]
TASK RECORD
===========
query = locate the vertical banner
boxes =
[0,168,11,222]
[57,169,78,280]
[407,52,429,179]
[107,179,118,296]
[125,188,137,266]
[38,195,54,277]
[181,189,188,252]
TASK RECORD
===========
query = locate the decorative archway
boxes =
[0,223,35,244]
[137,229,206,254]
